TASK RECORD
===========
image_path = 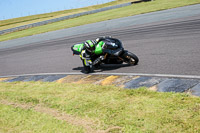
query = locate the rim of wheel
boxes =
[129,57,135,64]
[126,56,135,64]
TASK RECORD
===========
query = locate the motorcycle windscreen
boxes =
[71,43,84,55]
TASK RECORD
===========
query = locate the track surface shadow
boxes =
[73,64,133,73]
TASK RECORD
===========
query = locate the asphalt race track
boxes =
[0,7,200,77]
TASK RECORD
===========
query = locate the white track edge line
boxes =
[0,72,200,79]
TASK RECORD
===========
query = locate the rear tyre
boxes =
[122,51,139,65]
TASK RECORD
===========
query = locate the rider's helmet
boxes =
[85,40,96,53]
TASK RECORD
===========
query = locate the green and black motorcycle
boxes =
[71,37,139,73]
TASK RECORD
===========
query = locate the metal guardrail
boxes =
[0,2,132,35]
[0,0,153,35]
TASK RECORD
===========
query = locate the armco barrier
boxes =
[0,2,132,35]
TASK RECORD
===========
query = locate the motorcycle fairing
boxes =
[71,43,84,55]
[94,41,104,55]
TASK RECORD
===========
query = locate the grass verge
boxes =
[0,82,200,132]
[1,0,200,42]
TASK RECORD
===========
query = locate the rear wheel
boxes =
[122,51,139,65]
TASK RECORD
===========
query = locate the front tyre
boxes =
[122,51,139,65]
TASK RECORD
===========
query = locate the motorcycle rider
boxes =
[79,36,123,73]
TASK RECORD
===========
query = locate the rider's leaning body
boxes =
[72,36,123,72]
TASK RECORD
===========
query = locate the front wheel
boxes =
[122,51,139,65]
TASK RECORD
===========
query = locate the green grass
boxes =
[0,82,200,132]
[1,0,200,42]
